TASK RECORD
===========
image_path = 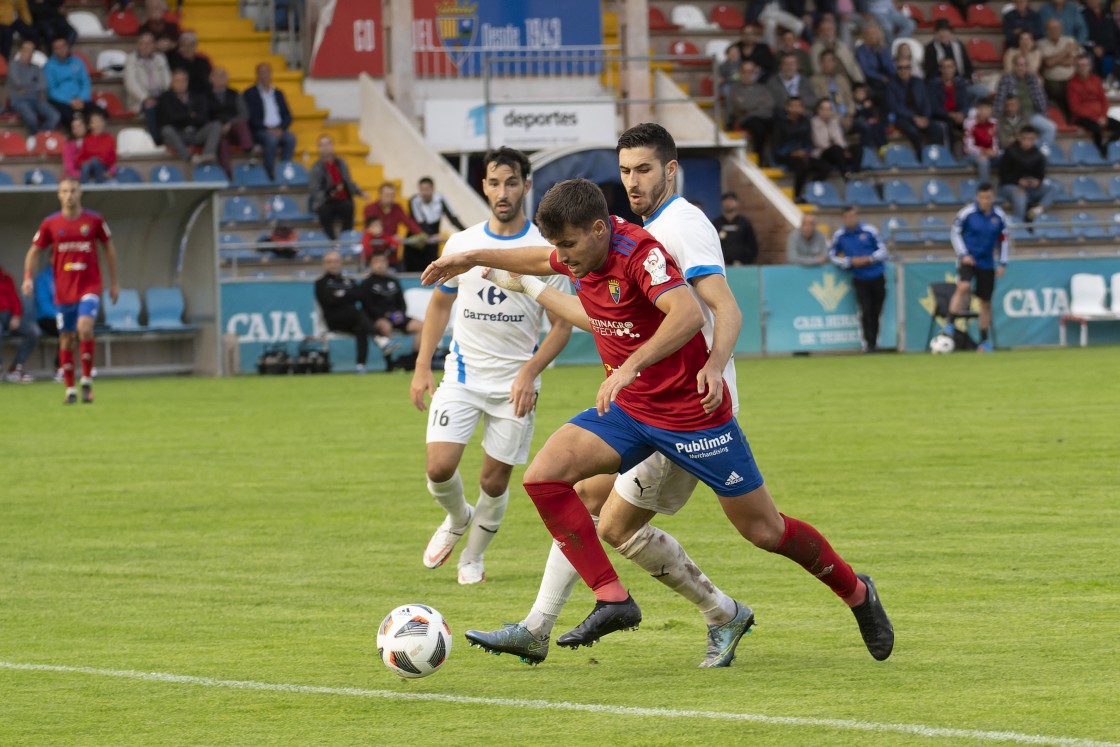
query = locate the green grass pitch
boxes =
[2,349,1118,746]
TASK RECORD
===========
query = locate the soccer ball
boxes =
[377,604,452,679]
[930,334,955,355]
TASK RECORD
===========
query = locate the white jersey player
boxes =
[409,147,572,585]
[465,124,754,667]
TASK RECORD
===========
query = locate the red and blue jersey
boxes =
[32,210,111,305]
[548,216,732,431]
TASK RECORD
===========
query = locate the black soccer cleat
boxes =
[851,573,894,661]
[556,594,642,649]
[80,382,94,404]
[63,390,78,405]
[465,623,549,665]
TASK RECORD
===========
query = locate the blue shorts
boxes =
[56,294,100,333]
[569,404,765,498]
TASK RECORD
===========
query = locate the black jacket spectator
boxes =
[243,84,293,132]
[208,86,247,125]
[157,87,211,130]
[998,140,1046,185]
[166,50,212,95]
[712,212,759,265]
[357,272,407,324]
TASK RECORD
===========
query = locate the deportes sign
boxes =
[423,99,615,151]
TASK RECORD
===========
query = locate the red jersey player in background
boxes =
[423,178,893,661]
[22,177,119,405]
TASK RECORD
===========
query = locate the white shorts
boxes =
[613,451,700,516]
[426,381,535,466]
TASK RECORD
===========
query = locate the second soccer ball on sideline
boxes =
[929,334,956,355]
[377,604,452,679]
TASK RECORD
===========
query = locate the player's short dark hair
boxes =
[1019,124,1038,135]
[721,191,738,201]
[418,176,434,186]
[977,97,994,107]
[616,123,678,165]
[842,204,858,214]
[481,147,531,180]
[535,178,609,240]
[977,182,993,193]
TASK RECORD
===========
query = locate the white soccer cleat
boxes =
[457,558,486,585]
[423,504,474,569]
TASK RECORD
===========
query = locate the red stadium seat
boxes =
[1048,106,1077,133]
[0,131,29,157]
[967,38,1000,63]
[710,3,745,31]
[897,3,928,27]
[0,55,7,77]
[966,4,1002,28]
[93,90,134,119]
[649,6,679,30]
[930,3,965,26]
[698,75,715,97]
[30,131,64,156]
[73,49,97,77]
[669,39,710,65]
[107,10,141,36]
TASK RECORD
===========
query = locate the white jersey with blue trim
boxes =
[643,194,740,414]
[438,219,571,394]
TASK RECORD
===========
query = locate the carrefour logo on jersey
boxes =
[477,286,507,305]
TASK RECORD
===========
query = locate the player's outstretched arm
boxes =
[21,245,40,297]
[691,273,742,414]
[420,246,553,287]
[484,268,592,333]
[409,288,456,411]
[596,286,703,415]
[104,239,120,303]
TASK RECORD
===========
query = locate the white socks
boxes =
[522,517,595,639]
[615,524,736,626]
[426,471,470,528]
[460,488,508,565]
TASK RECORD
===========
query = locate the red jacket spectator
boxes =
[78,132,117,173]
[362,200,424,236]
[1067,72,1108,121]
[0,266,24,317]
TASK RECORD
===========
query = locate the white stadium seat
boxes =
[1111,274,1120,315]
[1069,274,1111,318]
[116,127,162,156]
[96,49,128,77]
[671,4,718,30]
[705,39,734,63]
[68,10,113,38]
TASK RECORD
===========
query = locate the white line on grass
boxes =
[2,660,1116,746]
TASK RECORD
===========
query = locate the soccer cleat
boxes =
[851,573,894,661]
[977,341,993,353]
[465,623,549,665]
[556,594,642,649]
[699,600,755,668]
[422,504,474,569]
[64,389,77,405]
[457,558,485,585]
[81,382,94,404]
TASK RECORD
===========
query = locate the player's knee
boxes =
[574,481,607,515]
[479,474,510,498]
[596,520,633,549]
[523,460,564,485]
[742,516,785,550]
[425,461,458,484]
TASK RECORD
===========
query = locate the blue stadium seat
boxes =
[1039,142,1070,166]
[922,144,960,169]
[1112,214,1120,237]
[880,216,908,239]
[24,168,58,185]
[223,196,261,223]
[220,233,246,247]
[299,230,331,258]
[1071,212,1110,240]
[103,288,143,329]
[1009,225,1035,242]
[804,180,844,207]
[883,144,921,169]
[883,179,920,206]
[1108,141,1120,165]
[0,172,13,188]
[192,163,228,183]
[860,146,885,171]
[919,216,950,242]
[234,163,273,187]
[1070,175,1109,203]
[338,229,363,256]
[1069,141,1107,167]
[1108,175,1120,199]
[114,165,143,183]
[1045,177,1076,204]
[338,229,363,244]
[920,178,957,205]
[276,160,309,187]
[145,287,189,328]
[1032,213,1069,240]
[151,164,185,184]
[958,178,979,203]
[844,179,884,207]
[264,194,313,222]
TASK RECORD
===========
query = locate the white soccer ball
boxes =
[377,604,452,679]
[930,334,955,355]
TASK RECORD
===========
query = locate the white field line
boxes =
[2,661,1117,747]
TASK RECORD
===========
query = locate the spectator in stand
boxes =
[243,62,296,181]
[811,98,860,178]
[963,98,1001,184]
[886,58,947,155]
[728,59,777,155]
[1039,0,1086,45]
[1067,54,1120,157]
[0,0,35,61]
[894,42,921,80]
[61,115,85,180]
[717,42,742,100]
[361,217,401,268]
[166,31,211,95]
[998,125,1054,223]
[711,191,759,265]
[855,22,895,100]
[811,14,864,84]
[158,69,221,165]
[850,82,887,150]
[768,53,818,111]
[409,176,464,267]
[44,37,101,125]
[28,0,73,47]
[735,23,776,80]
[1005,29,1042,76]
[863,0,914,45]
[77,111,117,183]
[812,49,855,127]
[0,263,39,383]
[928,57,971,150]
[772,96,824,201]
[786,213,829,265]
[208,67,254,178]
[363,183,428,272]
[1003,0,1044,48]
[8,38,60,135]
[924,19,988,101]
[995,53,1058,144]
[776,27,813,77]
[998,94,1028,144]
[309,134,368,240]
[141,0,180,53]
[357,251,422,357]
[1083,0,1119,82]
[124,31,171,142]
[749,0,805,46]
[1039,18,1081,105]
[829,205,890,353]
[313,250,381,374]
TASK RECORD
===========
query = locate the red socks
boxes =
[773,513,861,602]
[60,348,75,388]
[80,339,95,379]
[523,480,626,601]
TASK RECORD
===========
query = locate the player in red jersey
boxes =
[423,178,893,659]
[22,177,119,405]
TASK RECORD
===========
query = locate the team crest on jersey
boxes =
[608,279,621,303]
[643,248,671,286]
[80,224,90,236]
